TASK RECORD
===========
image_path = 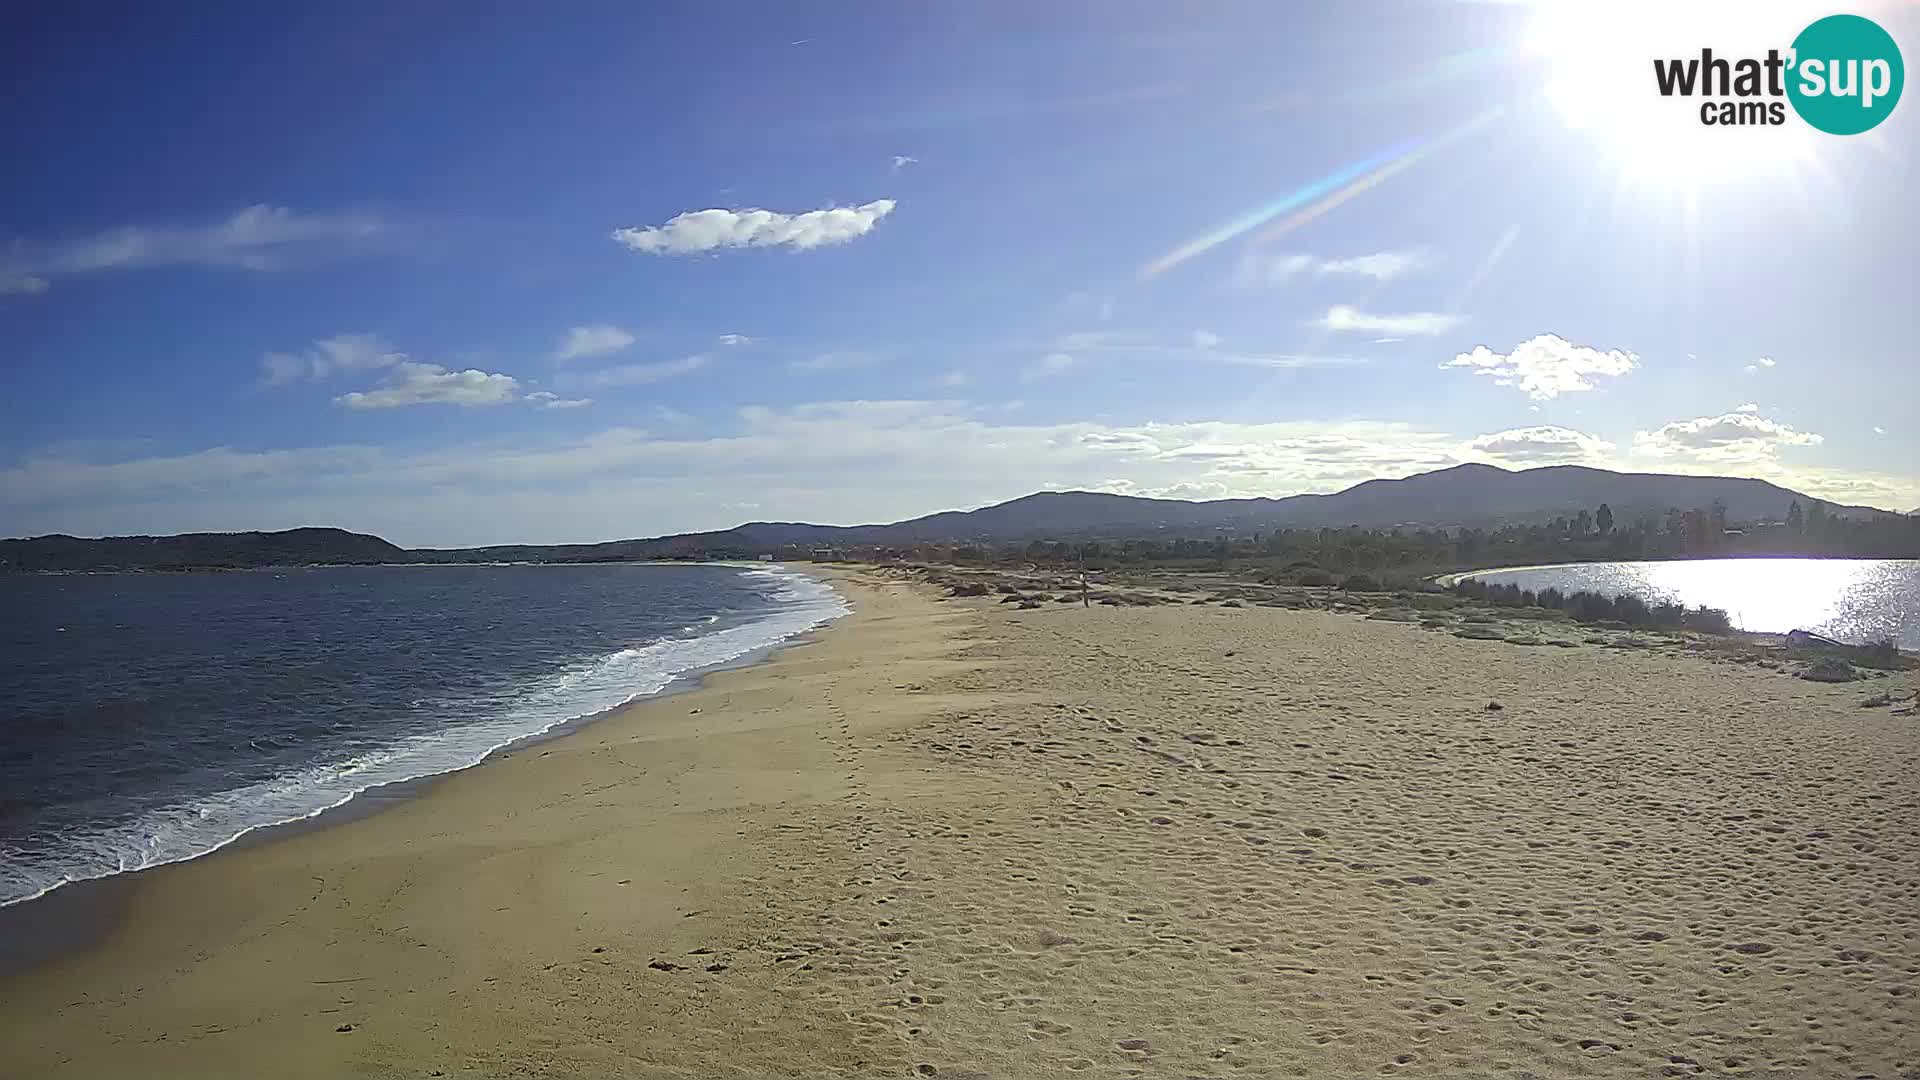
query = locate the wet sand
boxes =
[2,566,1916,1078]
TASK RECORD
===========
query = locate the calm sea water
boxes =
[0,563,846,907]
[1467,558,1920,647]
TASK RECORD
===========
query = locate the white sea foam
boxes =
[0,565,849,908]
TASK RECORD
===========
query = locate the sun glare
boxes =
[1526,0,1824,191]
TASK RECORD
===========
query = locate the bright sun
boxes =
[1524,0,1825,191]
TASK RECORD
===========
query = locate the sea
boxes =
[0,563,847,908]
[1465,558,1920,648]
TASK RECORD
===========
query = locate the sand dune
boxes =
[3,567,1915,1078]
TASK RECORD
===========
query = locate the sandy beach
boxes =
[3,566,1917,1078]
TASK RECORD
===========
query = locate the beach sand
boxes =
[3,567,1916,1078]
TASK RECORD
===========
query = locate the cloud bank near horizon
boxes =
[4,400,1900,547]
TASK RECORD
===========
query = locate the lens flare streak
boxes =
[1138,108,1505,279]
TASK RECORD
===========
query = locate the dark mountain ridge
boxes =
[3,463,1892,571]
[1,527,404,572]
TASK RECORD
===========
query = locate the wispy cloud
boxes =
[1024,352,1080,381]
[525,391,593,410]
[933,369,972,388]
[1055,330,1136,352]
[1441,333,1637,399]
[2,205,387,293]
[1214,352,1370,369]
[261,334,405,385]
[715,333,754,347]
[891,155,918,172]
[1060,290,1117,322]
[787,351,878,374]
[551,324,636,362]
[1232,249,1431,288]
[1029,331,1365,372]
[1744,355,1778,374]
[335,362,520,410]
[611,200,896,254]
[1317,305,1463,337]
[564,355,711,389]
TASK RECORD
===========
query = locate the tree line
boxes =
[850,499,1920,582]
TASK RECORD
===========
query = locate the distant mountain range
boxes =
[1,463,1892,572]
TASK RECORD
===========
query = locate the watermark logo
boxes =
[1651,13,1904,134]
[1788,14,1903,134]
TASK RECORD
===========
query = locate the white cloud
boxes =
[8,404,1913,546]
[1744,356,1777,374]
[1232,253,1317,287]
[1735,402,1760,413]
[891,155,918,171]
[261,334,405,384]
[2,205,386,290]
[551,324,636,362]
[1316,251,1430,280]
[1757,356,1776,367]
[1318,305,1463,337]
[525,391,593,410]
[1024,352,1079,381]
[1441,333,1637,400]
[611,199,896,254]
[1191,329,1221,349]
[563,355,710,389]
[1873,426,1886,435]
[933,369,972,388]
[1232,250,1429,288]
[715,333,754,347]
[1,273,49,296]
[1467,425,1615,465]
[335,362,521,410]
[1632,412,1822,463]
[786,351,877,374]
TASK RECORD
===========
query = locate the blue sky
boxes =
[4,0,1916,545]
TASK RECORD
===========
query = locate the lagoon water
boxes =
[1467,558,1920,648]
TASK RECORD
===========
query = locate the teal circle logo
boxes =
[1788,14,1904,135]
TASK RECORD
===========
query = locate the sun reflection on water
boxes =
[1472,559,1920,647]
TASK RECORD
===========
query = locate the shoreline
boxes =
[1,564,948,1077]
[0,563,848,947]
[0,626,824,976]
[5,566,1913,1078]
